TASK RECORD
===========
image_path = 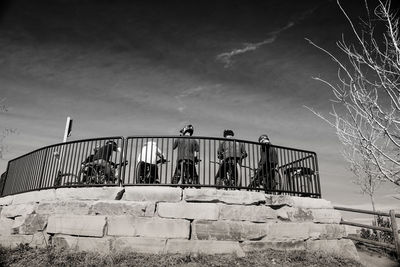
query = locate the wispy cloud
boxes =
[216,37,277,68]
[216,5,320,68]
[175,85,221,113]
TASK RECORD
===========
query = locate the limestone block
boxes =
[0,195,13,206]
[269,195,332,209]
[123,187,182,202]
[157,202,219,220]
[306,239,360,261]
[184,188,265,205]
[55,187,122,201]
[165,239,245,257]
[308,224,347,240]
[275,207,342,224]
[107,216,190,239]
[135,217,190,239]
[276,207,313,222]
[265,222,310,241]
[241,240,306,252]
[53,235,111,253]
[0,233,49,248]
[219,204,276,222]
[47,215,106,237]
[311,209,342,224]
[113,237,166,254]
[37,201,91,215]
[0,218,14,236]
[192,220,269,241]
[107,216,137,236]
[90,201,155,217]
[12,189,56,204]
[1,203,38,219]
[13,214,48,235]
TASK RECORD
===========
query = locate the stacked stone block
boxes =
[0,187,358,260]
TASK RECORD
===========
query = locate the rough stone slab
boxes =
[90,201,155,217]
[113,237,166,254]
[37,201,92,215]
[269,195,332,209]
[0,233,49,248]
[107,216,190,239]
[275,207,313,222]
[55,187,122,201]
[241,240,306,252]
[192,220,269,241]
[53,235,111,253]
[275,207,342,224]
[0,203,38,219]
[12,189,56,204]
[311,209,342,224]
[136,217,190,239]
[0,218,14,236]
[165,239,245,257]
[0,195,13,206]
[13,214,48,235]
[306,239,360,261]
[308,224,347,240]
[123,187,182,202]
[47,215,106,237]
[107,216,137,236]
[264,222,311,241]
[219,204,276,222]
[184,188,265,205]
[158,202,219,220]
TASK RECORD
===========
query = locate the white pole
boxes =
[63,116,72,143]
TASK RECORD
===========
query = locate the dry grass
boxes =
[0,244,362,267]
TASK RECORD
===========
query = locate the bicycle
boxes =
[248,166,283,191]
[212,158,242,187]
[78,160,128,185]
[136,158,168,184]
[172,158,201,185]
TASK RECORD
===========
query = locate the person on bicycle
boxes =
[91,140,120,181]
[215,129,247,187]
[137,140,166,184]
[172,124,200,185]
[249,134,279,190]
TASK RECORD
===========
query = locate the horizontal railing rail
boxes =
[0,136,321,198]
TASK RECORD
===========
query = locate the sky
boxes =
[0,0,399,217]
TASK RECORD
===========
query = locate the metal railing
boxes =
[334,206,400,260]
[0,136,321,198]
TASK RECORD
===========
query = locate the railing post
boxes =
[389,209,400,261]
[0,161,10,197]
[38,148,48,189]
[118,137,126,186]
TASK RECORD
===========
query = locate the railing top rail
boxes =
[9,135,318,164]
[125,135,318,154]
[7,136,125,163]
[334,206,400,218]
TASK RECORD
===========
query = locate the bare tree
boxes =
[306,0,400,188]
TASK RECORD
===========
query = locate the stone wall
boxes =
[0,187,359,260]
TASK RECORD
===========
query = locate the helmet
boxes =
[259,134,270,143]
[223,129,234,137]
[180,124,194,136]
[106,140,119,151]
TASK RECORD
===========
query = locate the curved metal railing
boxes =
[0,136,321,198]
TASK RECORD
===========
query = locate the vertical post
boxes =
[0,161,10,197]
[389,210,400,261]
[118,137,126,186]
[63,116,73,143]
[38,148,48,189]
